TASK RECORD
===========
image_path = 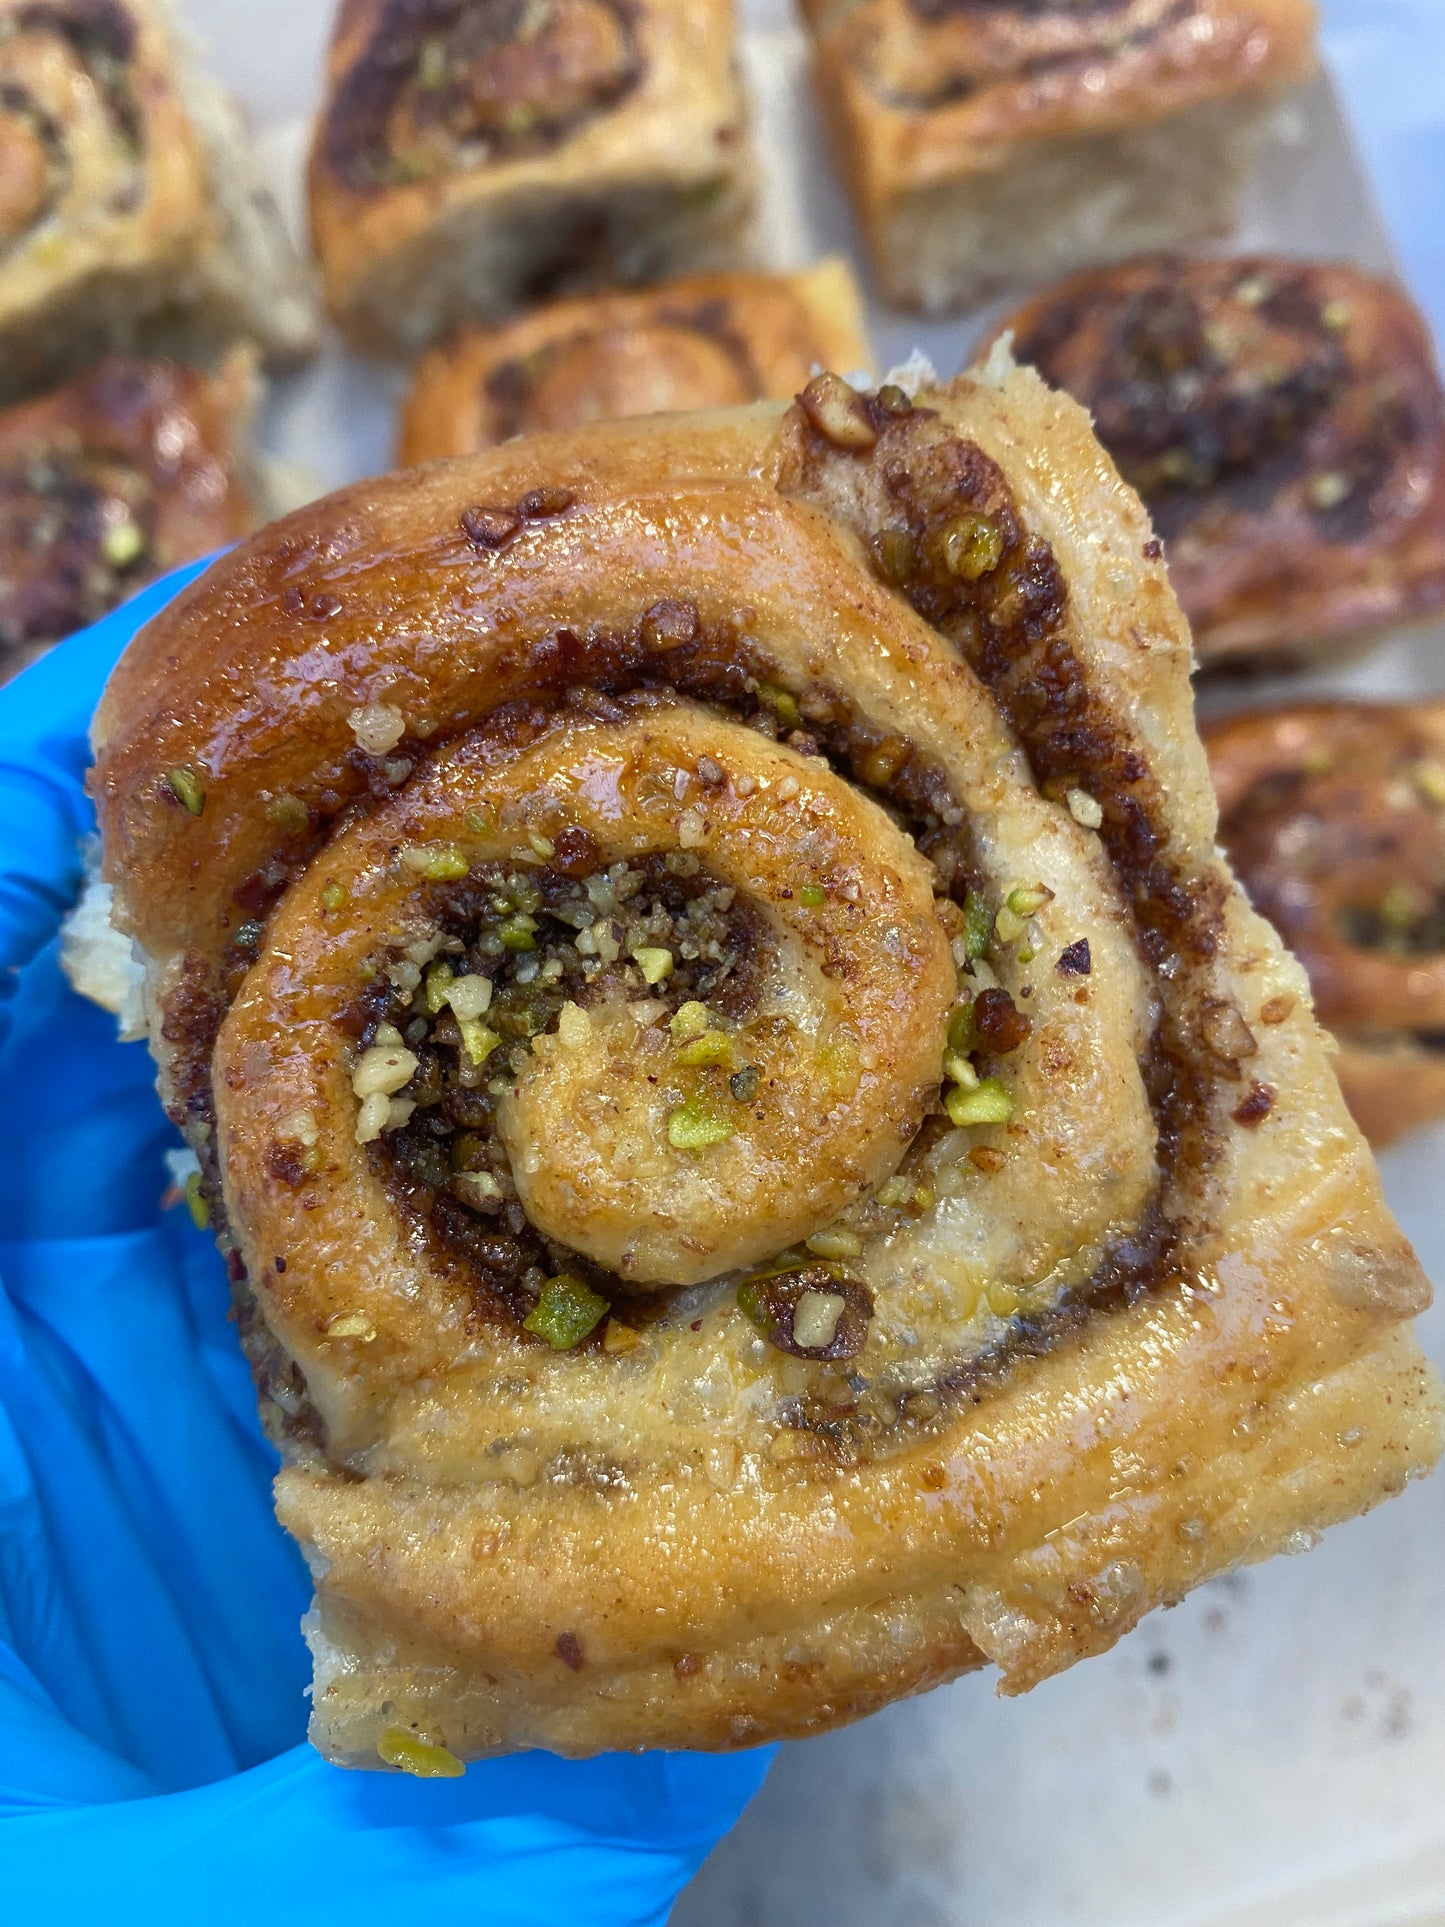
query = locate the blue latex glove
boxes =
[0,565,773,1919]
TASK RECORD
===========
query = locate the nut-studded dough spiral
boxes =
[1205,701,1445,1148]
[92,362,1441,1767]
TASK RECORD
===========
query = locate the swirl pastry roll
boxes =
[0,352,259,680]
[0,0,316,402]
[309,0,756,354]
[398,259,872,464]
[1206,702,1445,1148]
[999,256,1445,665]
[92,363,1442,1767]
[802,0,1317,313]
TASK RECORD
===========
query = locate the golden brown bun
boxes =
[93,365,1441,1768]
[805,0,1318,312]
[1000,257,1445,665]
[1205,701,1445,1148]
[0,0,315,400]
[0,352,260,680]
[398,259,873,464]
[309,0,756,353]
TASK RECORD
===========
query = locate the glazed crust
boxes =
[806,0,1316,299]
[397,259,873,463]
[309,0,755,351]
[1000,257,1445,663]
[0,351,258,678]
[92,367,1441,1766]
[1205,702,1445,1148]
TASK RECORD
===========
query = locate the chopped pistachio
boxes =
[321,881,349,913]
[945,1077,1014,1128]
[632,945,674,984]
[667,1093,735,1151]
[994,904,1025,945]
[528,832,555,859]
[943,1051,980,1090]
[327,1311,378,1341]
[1380,881,1418,930]
[465,807,494,834]
[424,961,455,1013]
[798,372,877,450]
[556,1001,590,1047]
[962,890,992,959]
[184,1170,209,1229]
[757,682,801,729]
[456,1016,501,1066]
[1412,759,1445,807]
[1320,299,1351,332]
[603,1317,642,1356]
[416,35,448,87]
[400,843,469,881]
[875,1175,915,1209]
[941,512,1004,581]
[874,527,916,585]
[1006,883,1054,917]
[1234,275,1272,307]
[736,1278,775,1333]
[264,792,309,832]
[102,517,145,570]
[677,1030,734,1069]
[451,1170,501,1210]
[444,973,493,1021]
[947,1002,974,1052]
[793,1289,847,1350]
[1307,471,1351,512]
[799,883,826,908]
[378,1728,465,1778]
[1066,788,1103,829]
[804,1225,864,1261]
[523,1273,609,1349]
[352,1043,417,1099]
[497,912,538,950]
[166,767,205,816]
[670,1000,712,1042]
[1017,945,1036,965]
[354,1091,391,1143]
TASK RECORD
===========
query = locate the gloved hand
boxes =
[0,564,772,1921]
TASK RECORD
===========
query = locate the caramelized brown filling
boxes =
[323,0,641,189]
[1218,747,1445,1017]
[1014,260,1426,546]
[345,843,764,1324]
[0,449,152,654]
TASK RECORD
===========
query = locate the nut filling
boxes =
[321,0,643,190]
[349,850,767,1327]
[167,390,1210,1459]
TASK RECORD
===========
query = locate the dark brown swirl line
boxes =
[875,0,1194,109]
[323,0,641,190]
